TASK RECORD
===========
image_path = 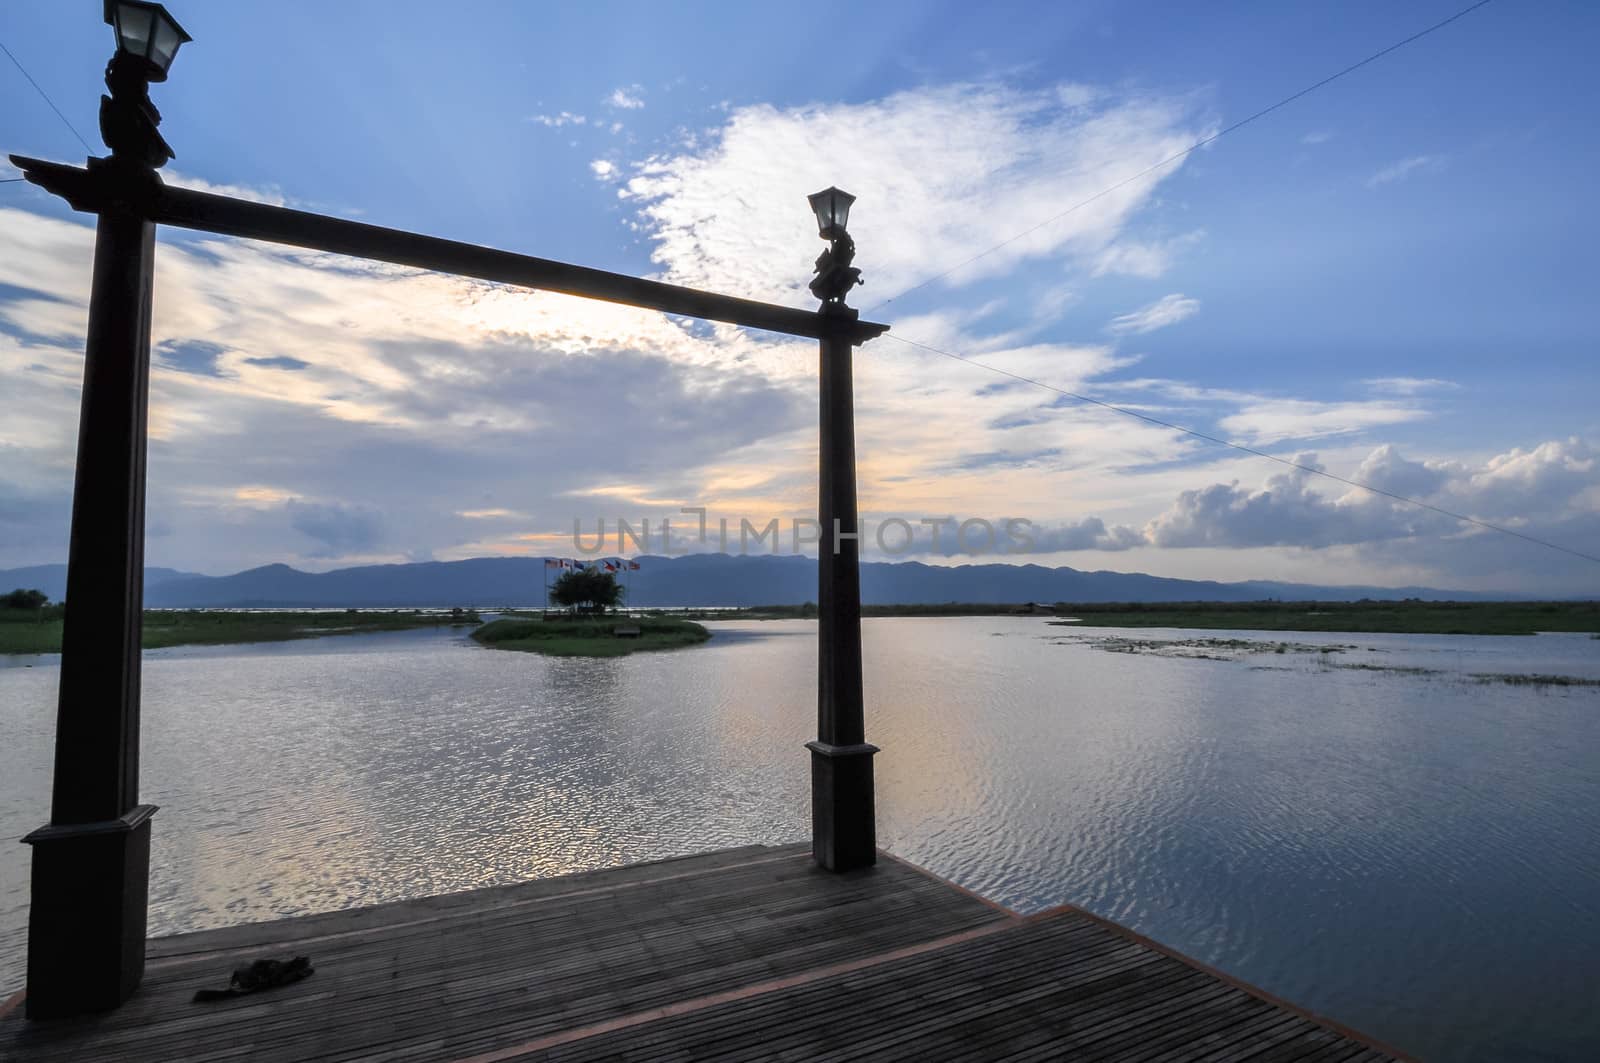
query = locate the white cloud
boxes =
[1364,377,1459,395]
[1366,154,1443,188]
[620,82,1214,304]
[163,169,290,207]
[589,159,618,181]
[607,86,645,110]
[1091,231,1203,279]
[1108,379,1432,447]
[1143,438,1600,561]
[1452,437,1597,518]
[1349,444,1461,500]
[1301,130,1333,145]
[850,434,1600,587]
[1106,293,1199,335]
[1145,455,1441,550]
[528,111,587,127]
[1026,517,1144,553]
[1217,398,1428,446]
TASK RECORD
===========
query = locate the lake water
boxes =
[2,618,1598,1061]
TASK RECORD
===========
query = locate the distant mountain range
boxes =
[0,565,204,602]
[0,555,1492,608]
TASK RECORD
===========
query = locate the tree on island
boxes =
[550,568,623,614]
[3,588,49,611]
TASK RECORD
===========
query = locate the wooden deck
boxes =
[0,843,1404,1061]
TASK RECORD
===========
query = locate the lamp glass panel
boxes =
[810,188,853,233]
[830,192,853,232]
[150,18,181,71]
[808,193,830,234]
[116,3,154,57]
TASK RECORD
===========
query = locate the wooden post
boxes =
[21,175,160,1019]
[808,305,877,871]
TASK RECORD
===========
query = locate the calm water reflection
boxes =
[2,618,1597,1061]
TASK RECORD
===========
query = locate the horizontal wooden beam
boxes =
[9,155,889,344]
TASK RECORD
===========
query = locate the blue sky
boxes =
[2,1,1597,592]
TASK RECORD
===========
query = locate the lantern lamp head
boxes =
[104,0,191,82]
[808,186,855,241]
[807,186,863,306]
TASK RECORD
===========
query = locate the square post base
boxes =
[807,741,878,871]
[21,805,157,1020]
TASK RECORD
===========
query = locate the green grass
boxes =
[1046,600,1600,636]
[0,607,481,655]
[0,604,65,654]
[471,616,710,657]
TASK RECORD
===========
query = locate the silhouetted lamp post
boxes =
[806,186,862,305]
[18,0,189,1021]
[100,0,190,168]
[805,185,878,871]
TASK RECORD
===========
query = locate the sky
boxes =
[1,0,1597,594]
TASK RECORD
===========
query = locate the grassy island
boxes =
[0,606,481,656]
[471,616,710,657]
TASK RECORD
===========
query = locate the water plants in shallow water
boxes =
[1051,632,1600,689]
[1050,633,1354,661]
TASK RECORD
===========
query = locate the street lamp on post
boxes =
[100,0,191,169]
[807,186,862,306]
[19,0,191,1023]
[805,186,878,872]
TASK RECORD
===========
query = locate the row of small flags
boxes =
[545,557,641,572]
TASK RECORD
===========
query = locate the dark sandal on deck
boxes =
[192,955,314,1002]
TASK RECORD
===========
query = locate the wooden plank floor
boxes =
[0,843,1404,1061]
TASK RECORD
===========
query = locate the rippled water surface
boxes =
[3,618,1598,1060]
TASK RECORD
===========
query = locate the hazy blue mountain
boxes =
[0,564,202,604]
[9,554,1489,608]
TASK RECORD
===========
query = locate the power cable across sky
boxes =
[865,0,1496,316]
[862,0,1600,568]
[0,37,94,155]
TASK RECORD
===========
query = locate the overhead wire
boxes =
[866,0,1495,315]
[0,38,95,155]
[859,0,1593,566]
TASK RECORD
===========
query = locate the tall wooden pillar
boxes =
[22,179,160,1020]
[809,305,877,871]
